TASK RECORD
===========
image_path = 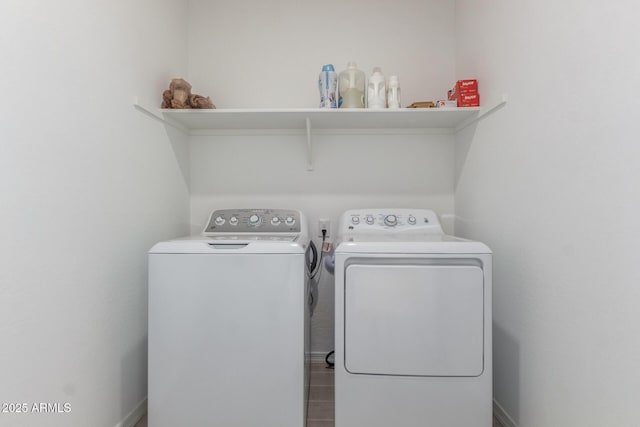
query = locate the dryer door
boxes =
[344,262,484,377]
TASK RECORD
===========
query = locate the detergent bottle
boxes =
[367,67,386,109]
[387,75,401,108]
[318,64,338,108]
[338,62,365,108]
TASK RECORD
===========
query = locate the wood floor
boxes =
[307,362,335,426]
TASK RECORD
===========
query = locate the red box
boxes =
[448,79,479,107]
[457,92,480,107]
[454,79,478,93]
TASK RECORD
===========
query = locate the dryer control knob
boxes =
[214,216,225,226]
[229,217,239,226]
[285,216,296,226]
[384,214,398,226]
[271,216,281,226]
[366,216,375,225]
[351,216,360,225]
[248,214,261,225]
[408,216,417,225]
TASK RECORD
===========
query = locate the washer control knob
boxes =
[248,214,261,225]
[271,216,281,226]
[408,216,416,225]
[351,216,360,225]
[285,216,296,226]
[229,216,239,226]
[384,214,398,227]
[366,216,375,225]
[214,216,225,226]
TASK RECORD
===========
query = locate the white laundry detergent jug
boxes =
[387,75,401,108]
[367,67,386,109]
[338,62,365,108]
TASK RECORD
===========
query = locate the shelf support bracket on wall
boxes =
[306,117,313,171]
[455,93,509,133]
[132,97,188,134]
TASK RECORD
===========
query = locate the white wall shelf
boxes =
[159,107,480,133]
[134,99,507,170]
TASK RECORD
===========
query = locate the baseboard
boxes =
[493,399,517,427]
[115,397,147,427]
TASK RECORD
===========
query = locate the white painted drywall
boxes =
[186,0,460,353]
[187,0,456,108]
[0,1,189,426]
[455,1,640,425]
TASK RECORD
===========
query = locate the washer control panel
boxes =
[204,209,301,234]
[340,209,443,235]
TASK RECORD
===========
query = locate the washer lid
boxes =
[149,236,306,254]
[205,235,297,241]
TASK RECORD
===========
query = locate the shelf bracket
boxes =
[306,117,313,171]
[455,93,509,133]
[132,97,188,134]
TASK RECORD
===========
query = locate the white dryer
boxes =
[148,209,312,427]
[334,209,492,427]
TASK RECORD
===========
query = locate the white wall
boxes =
[186,0,459,353]
[0,1,189,426]
[455,1,640,425]
[187,0,456,108]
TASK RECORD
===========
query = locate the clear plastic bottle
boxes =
[387,75,401,109]
[318,64,338,108]
[338,62,365,108]
[367,67,386,109]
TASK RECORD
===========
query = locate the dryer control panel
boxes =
[203,209,301,234]
[338,209,443,236]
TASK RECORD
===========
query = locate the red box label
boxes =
[456,79,478,92]
[457,92,480,107]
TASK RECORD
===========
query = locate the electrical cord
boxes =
[307,241,318,276]
[311,230,331,367]
[325,350,334,369]
[310,229,326,280]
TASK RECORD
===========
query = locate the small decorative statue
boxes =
[161,78,215,109]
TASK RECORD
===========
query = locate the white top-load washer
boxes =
[148,209,312,427]
[334,209,492,427]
